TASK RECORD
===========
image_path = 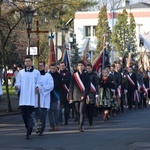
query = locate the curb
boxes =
[0,110,21,117]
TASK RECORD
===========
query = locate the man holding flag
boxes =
[59,61,71,125]
[86,63,99,126]
[126,66,138,110]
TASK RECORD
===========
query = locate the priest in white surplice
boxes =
[15,56,42,140]
[34,61,54,136]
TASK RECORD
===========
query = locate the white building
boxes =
[74,1,150,58]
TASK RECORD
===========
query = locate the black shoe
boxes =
[74,118,78,121]
[39,132,43,136]
[79,129,84,132]
[64,122,68,125]
[79,127,84,132]
[26,134,30,140]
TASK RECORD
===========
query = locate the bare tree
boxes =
[0,0,25,112]
[88,0,121,10]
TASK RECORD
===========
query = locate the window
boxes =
[93,26,96,36]
[85,26,96,37]
[85,26,91,37]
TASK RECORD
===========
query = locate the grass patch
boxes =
[2,85,15,95]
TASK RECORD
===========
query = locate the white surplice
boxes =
[0,79,3,95]
[15,69,42,106]
[35,73,54,109]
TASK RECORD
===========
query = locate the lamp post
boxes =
[23,7,34,56]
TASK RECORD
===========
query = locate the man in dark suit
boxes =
[59,61,71,125]
[48,63,62,131]
[109,64,121,114]
[126,66,137,110]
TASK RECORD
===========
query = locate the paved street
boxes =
[0,107,150,150]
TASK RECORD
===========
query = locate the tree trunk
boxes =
[0,1,12,112]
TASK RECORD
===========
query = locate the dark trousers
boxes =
[127,91,134,109]
[20,106,34,135]
[59,102,70,124]
[34,108,47,132]
[63,102,70,123]
[86,104,94,126]
[121,93,125,112]
[74,101,85,129]
[48,102,59,128]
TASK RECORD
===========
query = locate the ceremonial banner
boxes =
[48,36,55,66]
[62,44,71,72]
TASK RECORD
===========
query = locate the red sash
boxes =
[117,85,121,97]
[141,84,147,93]
[126,74,135,86]
[73,72,85,93]
[62,84,69,93]
[134,90,139,102]
[90,82,96,94]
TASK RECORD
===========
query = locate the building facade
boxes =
[74,2,150,60]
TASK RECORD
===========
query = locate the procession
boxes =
[1,53,148,140]
[0,1,150,147]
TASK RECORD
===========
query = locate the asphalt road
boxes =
[0,107,150,150]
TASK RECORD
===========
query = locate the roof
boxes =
[117,2,150,10]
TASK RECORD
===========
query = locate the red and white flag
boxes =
[48,37,55,66]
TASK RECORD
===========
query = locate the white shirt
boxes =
[35,73,54,109]
[15,68,42,106]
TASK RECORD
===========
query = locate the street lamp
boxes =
[23,7,35,56]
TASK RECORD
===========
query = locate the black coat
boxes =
[88,71,99,104]
[99,76,115,90]
[50,71,62,103]
[59,69,71,103]
[109,71,121,89]
[126,73,137,92]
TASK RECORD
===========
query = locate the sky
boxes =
[130,0,150,4]
[90,0,150,11]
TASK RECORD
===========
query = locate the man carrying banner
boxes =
[109,64,121,115]
[86,63,99,126]
[126,66,138,110]
[69,60,90,132]
[59,61,71,125]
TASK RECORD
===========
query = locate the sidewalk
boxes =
[0,94,20,116]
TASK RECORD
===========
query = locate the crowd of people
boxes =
[13,56,150,140]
